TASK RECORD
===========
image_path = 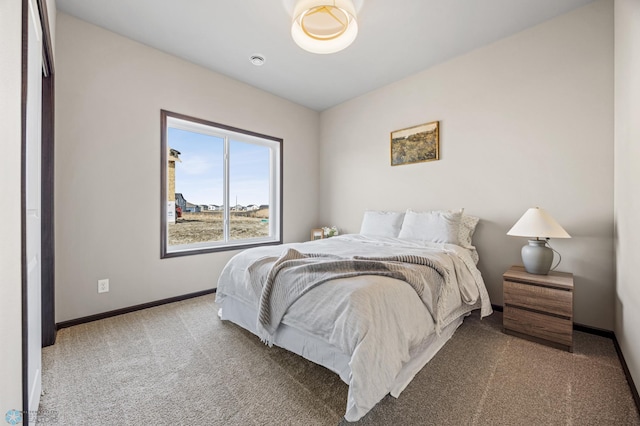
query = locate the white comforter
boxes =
[216,234,492,421]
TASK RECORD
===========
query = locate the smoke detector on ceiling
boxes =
[250,55,265,66]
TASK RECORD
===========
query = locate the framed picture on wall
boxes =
[390,121,439,166]
[311,228,324,241]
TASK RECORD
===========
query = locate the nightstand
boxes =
[503,265,574,352]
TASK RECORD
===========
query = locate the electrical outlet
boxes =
[98,279,109,293]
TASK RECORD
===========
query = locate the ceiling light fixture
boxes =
[291,0,358,54]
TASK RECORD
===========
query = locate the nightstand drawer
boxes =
[504,306,572,347]
[504,280,572,318]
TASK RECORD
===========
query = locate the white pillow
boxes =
[398,209,462,244]
[359,210,405,237]
[458,214,480,248]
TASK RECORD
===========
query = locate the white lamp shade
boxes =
[507,207,571,239]
[291,0,358,54]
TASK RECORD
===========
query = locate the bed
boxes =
[215,210,492,421]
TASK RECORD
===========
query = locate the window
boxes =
[161,110,282,257]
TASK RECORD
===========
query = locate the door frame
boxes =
[20,0,29,418]
[39,0,56,348]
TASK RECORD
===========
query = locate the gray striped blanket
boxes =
[250,248,450,345]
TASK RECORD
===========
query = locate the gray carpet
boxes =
[40,294,640,425]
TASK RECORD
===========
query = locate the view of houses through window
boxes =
[162,111,282,256]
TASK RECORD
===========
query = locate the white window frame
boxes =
[161,110,283,258]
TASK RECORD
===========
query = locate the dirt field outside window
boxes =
[168,209,269,246]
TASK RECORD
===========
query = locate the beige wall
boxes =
[320,0,614,329]
[614,0,640,396]
[55,1,619,332]
[55,13,320,322]
[0,0,25,414]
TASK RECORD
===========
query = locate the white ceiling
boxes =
[56,0,596,111]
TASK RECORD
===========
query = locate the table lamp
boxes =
[507,207,571,275]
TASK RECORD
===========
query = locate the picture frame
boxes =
[390,121,439,166]
[311,228,324,241]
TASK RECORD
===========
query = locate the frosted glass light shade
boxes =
[291,0,358,54]
[507,207,571,239]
